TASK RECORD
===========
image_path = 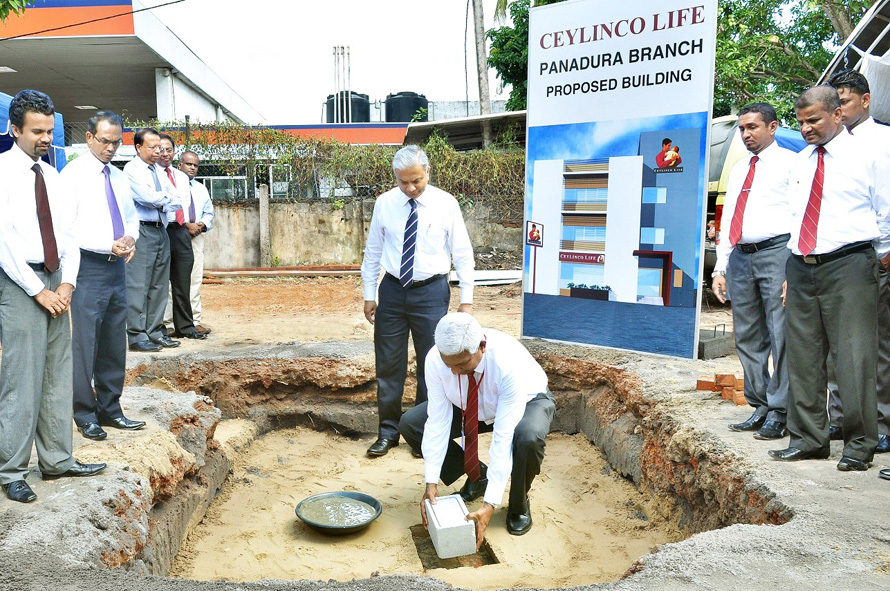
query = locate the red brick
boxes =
[716,373,736,387]
[722,386,735,401]
[733,389,748,406]
[696,377,717,391]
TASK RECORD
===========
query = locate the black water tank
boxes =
[325,91,370,123]
[385,91,428,122]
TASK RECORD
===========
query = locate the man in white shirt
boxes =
[769,86,890,471]
[178,150,214,335]
[399,313,555,543]
[826,69,890,454]
[0,90,105,503]
[713,103,796,440]
[64,110,146,442]
[123,128,182,352]
[361,145,475,457]
[158,135,205,341]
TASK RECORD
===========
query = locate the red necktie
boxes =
[33,164,59,273]
[728,156,758,246]
[167,167,185,225]
[464,373,481,482]
[798,147,826,256]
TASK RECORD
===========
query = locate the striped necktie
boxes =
[728,156,758,246]
[798,147,826,256]
[464,373,481,482]
[399,199,418,287]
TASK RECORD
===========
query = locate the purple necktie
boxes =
[103,165,125,240]
[188,186,196,223]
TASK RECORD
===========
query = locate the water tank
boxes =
[325,91,370,123]
[385,91,428,122]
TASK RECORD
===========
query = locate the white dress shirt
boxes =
[0,142,80,295]
[159,165,191,225]
[787,129,890,257]
[62,152,139,254]
[189,178,214,230]
[848,116,890,148]
[422,328,549,506]
[361,184,475,303]
[715,141,797,272]
[123,157,181,225]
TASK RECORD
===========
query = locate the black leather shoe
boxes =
[837,456,869,471]
[507,508,533,535]
[366,437,398,457]
[4,480,36,503]
[876,434,890,454]
[768,447,830,461]
[174,329,207,340]
[459,477,488,503]
[829,426,844,441]
[728,413,765,432]
[43,461,107,480]
[753,420,787,440]
[411,448,423,459]
[129,340,162,352]
[98,415,146,431]
[79,422,107,440]
[152,335,181,348]
[879,468,890,481]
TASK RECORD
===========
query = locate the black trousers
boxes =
[167,223,196,334]
[374,273,450,439]
[71,250,128,426]
[399,391,555,514]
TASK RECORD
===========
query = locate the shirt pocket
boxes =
[418,222,446,255]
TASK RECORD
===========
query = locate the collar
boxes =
[10,141,43,171]
[748,139,779,162]
[86,152,111,174]
[847,116,876,135]
[808,128,849,158]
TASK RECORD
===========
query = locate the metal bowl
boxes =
[295,491,382,535]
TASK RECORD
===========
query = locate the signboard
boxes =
[521,0,718,358]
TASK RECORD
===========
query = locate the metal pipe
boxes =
[347,45,352,123]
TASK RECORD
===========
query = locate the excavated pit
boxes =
[114,341,791,588]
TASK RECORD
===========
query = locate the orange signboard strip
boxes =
[0,6,135,38]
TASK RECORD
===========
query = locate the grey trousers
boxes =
[126,223,170,344]
[0,268,75,484]
[785,250,879,461]
[727,242,789,423]
[399,391,555,514]
[374,273,450,440]
[827,267,890,435]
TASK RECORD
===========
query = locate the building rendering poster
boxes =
[522,0,718,358]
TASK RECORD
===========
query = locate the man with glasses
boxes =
[63,111,146,440]
[123,128,182,352]
[158,134,205,340]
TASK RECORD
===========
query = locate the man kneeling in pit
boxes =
[399,312,555,546]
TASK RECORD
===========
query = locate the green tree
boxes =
[487,0,873,120]
[0,0,30,22]
[487,0,565,111]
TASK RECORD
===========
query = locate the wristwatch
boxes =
[711,270,725,278]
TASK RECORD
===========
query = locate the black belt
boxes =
[795,241,872,265]
[737,233,790,254]
[385,272,446,289]
[140,220,164,227]
[81,249,118,263]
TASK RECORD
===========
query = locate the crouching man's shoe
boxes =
[366,437,398,457]
[459,477,488,503]
[507,501,533,536]
[42,461,107,480]
[4,480,36,503]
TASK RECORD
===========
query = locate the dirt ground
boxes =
[167,276,699,587]
[170,427,684,588]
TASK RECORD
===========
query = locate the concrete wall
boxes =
[203,199,521,269]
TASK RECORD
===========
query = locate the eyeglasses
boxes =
[95,137,122,147]
[158,147,175,154]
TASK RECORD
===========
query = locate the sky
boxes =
[142,0,510,124]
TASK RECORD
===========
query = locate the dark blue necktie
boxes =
[399,199,418,287]
[103,166,125,240]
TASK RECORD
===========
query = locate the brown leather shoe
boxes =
[195,324,212,335]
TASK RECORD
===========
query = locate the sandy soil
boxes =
[170,427,684,588]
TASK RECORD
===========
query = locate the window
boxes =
[198,176,248,200]
[562,226,607,242]
[637,268,662,299]
[642,187,666,204]
[559,262,605,290]
[564,188,608,204]
[640,227,665,244]
[270,165,291,199]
